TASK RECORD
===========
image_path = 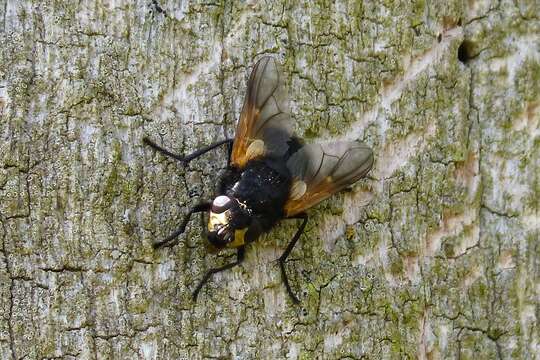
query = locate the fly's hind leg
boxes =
[278,213,308,304]
[192,246,245,301]
[143,137,233,164]
[152,202,211,249]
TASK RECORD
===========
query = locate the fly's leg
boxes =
[143,137,233,164]
[192,246,245,301]
[152,202,211,249]
[279,213,308,304]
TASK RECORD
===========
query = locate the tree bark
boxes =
[0,0,538,359]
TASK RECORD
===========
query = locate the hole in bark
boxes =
[458,40,476,63]
[150,0,166,15]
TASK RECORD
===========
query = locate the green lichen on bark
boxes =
[0,0,538,359]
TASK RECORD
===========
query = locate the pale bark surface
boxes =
[0,1,538,359]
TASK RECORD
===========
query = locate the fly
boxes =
[143,56,374,303]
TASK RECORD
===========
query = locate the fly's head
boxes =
[207,196,252,250]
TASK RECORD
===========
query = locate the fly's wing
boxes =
[284,141,374,217]
[231,56,293,168]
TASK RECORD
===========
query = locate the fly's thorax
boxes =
[207,195,252,250]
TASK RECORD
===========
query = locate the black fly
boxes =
[143,57,374,303]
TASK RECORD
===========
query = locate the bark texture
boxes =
[0,0,538,359]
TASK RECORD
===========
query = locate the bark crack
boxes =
[0,216,17,359]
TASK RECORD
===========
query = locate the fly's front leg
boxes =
[192,246,245,301]
[279,213,308,304]
[143,137,233,164]
[153,202,211,249]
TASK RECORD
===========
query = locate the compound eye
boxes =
[212,196,232,213]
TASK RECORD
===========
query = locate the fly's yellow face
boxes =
[206,195,248,249]
[207,210,247,249]
[208,211,228,233]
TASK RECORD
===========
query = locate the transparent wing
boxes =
[285,141,374,217]
[231,56,293,168]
